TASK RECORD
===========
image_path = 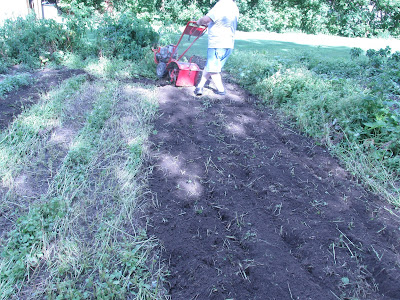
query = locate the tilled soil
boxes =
[1,67,400,299]
[147,78,400,299]
[0,67,86,130]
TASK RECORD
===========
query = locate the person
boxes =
[194,0,239,96]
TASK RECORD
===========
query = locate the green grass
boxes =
[0,73,34,97]
[62,53,158,80]
[176,30,400,205]
[0,71,166,299]
[0,75,87,186]
[224,38,400,206]
[0,75,89,298]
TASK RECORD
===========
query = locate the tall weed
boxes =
[227,48,400,205]
[0,73,34,97]
[0,14,74,68]
[95,12,159,59]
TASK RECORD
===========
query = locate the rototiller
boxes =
[153,21,207,87]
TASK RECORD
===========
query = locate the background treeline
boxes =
[58,0,400,37]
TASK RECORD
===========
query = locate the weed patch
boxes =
[62,54,157,80]
[226,47,400,205]
[0,73,34,97]
[0,15,74,68]
[0,75,87,186]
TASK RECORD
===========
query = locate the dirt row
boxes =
[0,68,86,130]
[147,79,400,299]
[1,68,399,299]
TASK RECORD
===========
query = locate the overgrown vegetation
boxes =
[226,46,400,205]
[0,8,159,72]
[0,73,34,97]
[0,14,74,68]
[95,12,159,59]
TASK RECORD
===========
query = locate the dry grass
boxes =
[0,76,167,299]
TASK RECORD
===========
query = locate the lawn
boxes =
[182,29,400,59]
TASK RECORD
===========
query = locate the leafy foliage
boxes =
[0,14,74,68]
[0,6,160,72]
[0,198,66,298]
[94,12,159,59]
[56,0,400,37]
[0,73,34,97]
[226,45,400,181]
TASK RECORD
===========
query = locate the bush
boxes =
[161,0,203,24]
[0,14,74,68]
[237,12,266,32]
[350,47,363,59]
[94,12,159,59]
[0,73,34,97]
[0,61,8,74]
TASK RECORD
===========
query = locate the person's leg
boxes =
[195,50,214,95]
[195,71,224,95]
[196,70,211,89]
[208,49,231,94]
[195,48,231,96]
[194,71,209,95]
[210,73,225,93]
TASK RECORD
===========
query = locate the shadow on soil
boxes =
[1,66,399,300]
[147,76,400,299]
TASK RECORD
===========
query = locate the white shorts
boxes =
[205,48,232,73]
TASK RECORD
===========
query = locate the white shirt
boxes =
[206,0,239,49]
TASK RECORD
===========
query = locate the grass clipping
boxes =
[0,78,166,299]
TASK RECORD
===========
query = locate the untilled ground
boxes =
[147,76,400,299]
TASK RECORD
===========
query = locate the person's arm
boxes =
[197,15,212,26]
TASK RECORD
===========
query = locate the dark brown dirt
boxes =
[1,65,400,299]
[0,67,85,130]
[147,76,400,299]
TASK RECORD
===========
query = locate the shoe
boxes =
[215,90,226,95]
[194,87,203,96]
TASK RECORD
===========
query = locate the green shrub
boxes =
[350,47,364,59]
[161,0,203,24]
[0,14,74,68]
[94,12,159,59]
[0,61,9,74]
[0,73,34,97]
[237,12,266,32]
